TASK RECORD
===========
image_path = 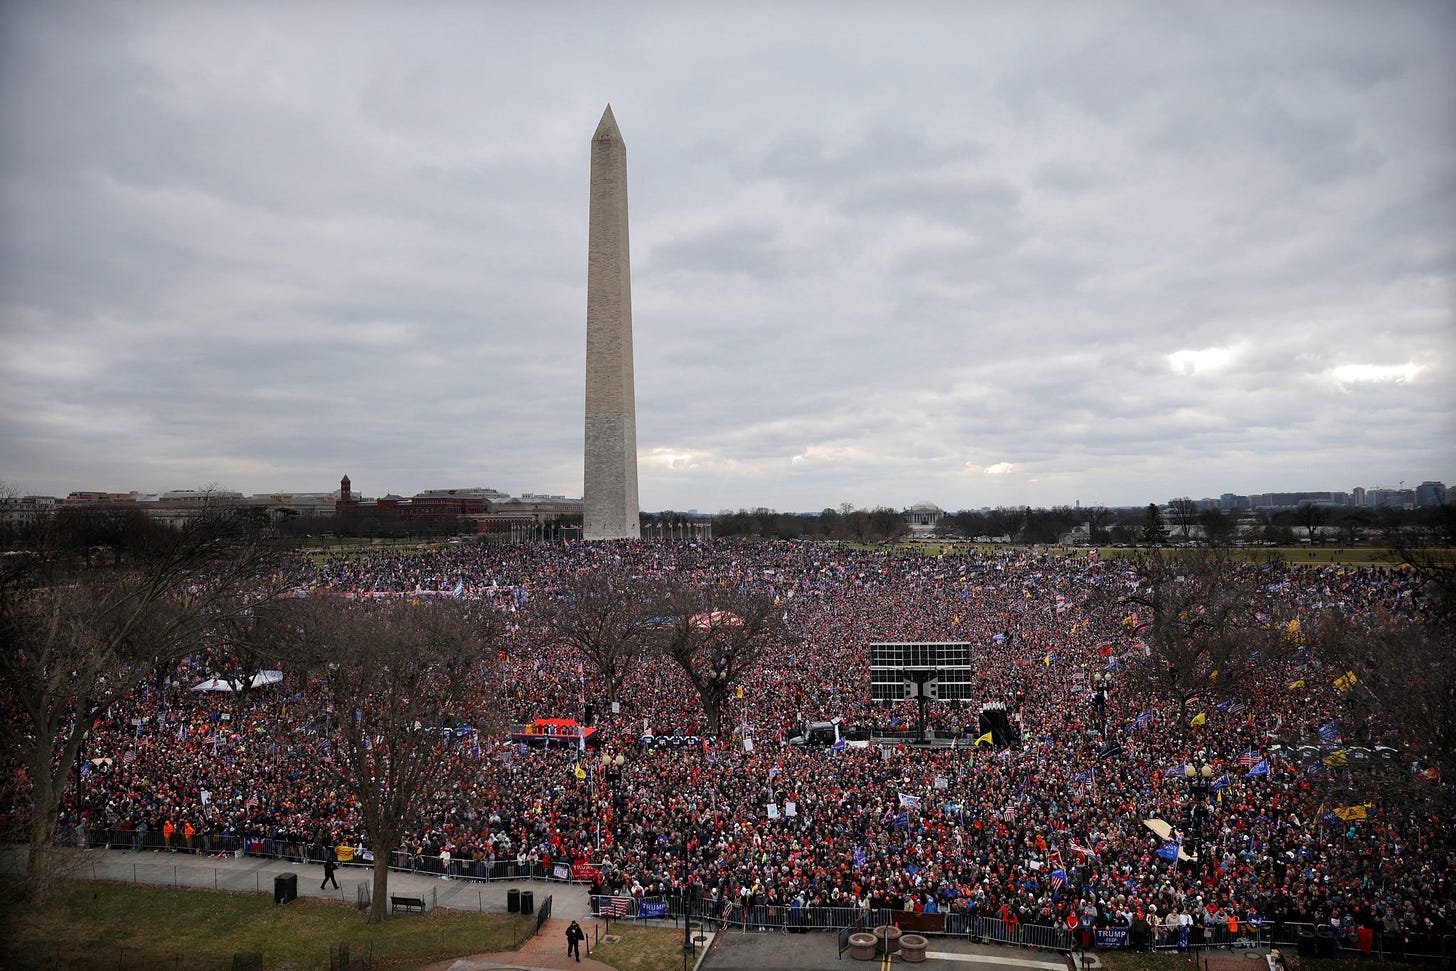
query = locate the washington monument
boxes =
[583,104,641,540]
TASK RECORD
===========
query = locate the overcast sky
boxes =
[2,1,1453,513]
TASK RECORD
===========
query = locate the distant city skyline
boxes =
[2,3,1452,511]
[8,475,1447,515]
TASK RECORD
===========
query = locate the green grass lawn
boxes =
[589,922,704,971]
[0,880,529,971]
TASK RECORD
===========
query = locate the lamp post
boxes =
[1090,674,1109,736]
[1182,755,1214,882]
[681,831,695,970]
[601,753,625,846]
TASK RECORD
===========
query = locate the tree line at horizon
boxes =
[706,500,1454,547]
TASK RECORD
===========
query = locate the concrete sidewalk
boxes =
[21,845,596,920]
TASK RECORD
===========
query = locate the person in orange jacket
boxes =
[162,819,176,852]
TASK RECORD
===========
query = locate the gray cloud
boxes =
[1,1,1452,513]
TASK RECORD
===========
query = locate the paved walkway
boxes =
[419,918,619,971]
[28,845,595,919]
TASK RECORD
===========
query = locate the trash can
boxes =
[1315,925,1336,958]
[507,888,520,913]
[273,872,297,904]
[1297,930,1316,957]
[520,890,535,916]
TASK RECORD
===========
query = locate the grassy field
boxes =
[589,922,705,971]
[0,881,529,971]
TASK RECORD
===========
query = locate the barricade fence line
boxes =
[43,833,1456,965]
[58,828,610,887]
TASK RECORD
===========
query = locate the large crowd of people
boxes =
[31,539,1455,950]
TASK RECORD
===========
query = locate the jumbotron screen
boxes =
[868,641,977,702]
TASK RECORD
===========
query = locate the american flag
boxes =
[1237,750,1259,770]
[1049,869,1068,889]
[601,896,631,918]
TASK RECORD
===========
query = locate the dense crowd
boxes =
[35,540,1455,948]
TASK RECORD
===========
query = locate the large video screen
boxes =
[869,641,978,702]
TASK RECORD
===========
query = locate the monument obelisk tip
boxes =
[594,104,621,141]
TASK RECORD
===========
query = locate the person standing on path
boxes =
[566,920,585,962]
[321,848,340,890]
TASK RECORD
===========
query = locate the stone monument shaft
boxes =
[583,104,641,540]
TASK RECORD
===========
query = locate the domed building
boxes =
[903,501,945,535]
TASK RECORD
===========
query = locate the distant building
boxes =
[1366,488,1415,509]
[903,502,945,533]
[335,475,490,521]
[1415,481,1448,508]
[0,495,57,527]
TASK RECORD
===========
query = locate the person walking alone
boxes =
[566,920,585,962]
[321,848,340,890]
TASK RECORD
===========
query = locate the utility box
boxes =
[273,872,297,904]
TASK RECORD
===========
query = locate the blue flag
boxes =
[1210,774,1231,794]
[853,846,866,870]
[893,812,910,830]
[1156,841,1181,862]
[638,900,668,919]
[1247,759,1270,777]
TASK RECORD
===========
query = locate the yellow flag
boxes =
[1334,671,1357,692]
[1323,750,1347,767]
[975,732,994,747]
[573,764,586,780]
[1190,712,1207,727]
[1287,679,1306,690]
[1333,804,1367,822]
[1044,653,1052,668]
[1209,670,1219,682]
[736,685,744,699]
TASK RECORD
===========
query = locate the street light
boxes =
[680,832,695,971]
[1090,674,1110,736]
[1183,755,1215,881]
[600,753,626,846]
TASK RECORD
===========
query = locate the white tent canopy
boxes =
[190,670,283,692]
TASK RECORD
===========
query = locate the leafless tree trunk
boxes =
[536,565,655,704]
[1102,548,1295,713]
[653,581,788,736]
[0,510,282,902]
[285,597,505,924]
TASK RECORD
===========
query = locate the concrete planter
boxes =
[848,932,878,960]
[900,933,928,963]
[874,925,903,954]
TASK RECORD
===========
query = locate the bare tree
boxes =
[653,581,789,735]
[1296,504,1330,545]
[288,596,504,924]
[1308,607,1455,806]
[537,564,657,705]
[0,510,281,901]
[1084,507,1115,545]
[1167,498,1199,542]
[1107,548,1295,712]
[1197,508,1236,547]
